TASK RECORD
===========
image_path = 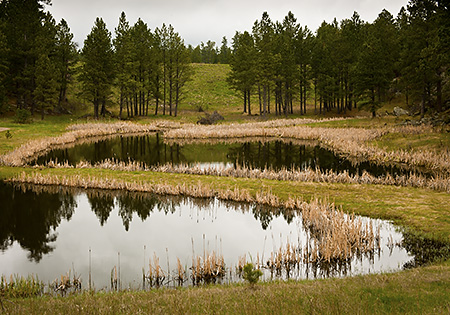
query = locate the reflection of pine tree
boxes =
[88,192,114,226]
[253,205,274,230]
[117,193,159,231]
[0,182,76,262]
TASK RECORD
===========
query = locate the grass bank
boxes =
[3,261,450,314]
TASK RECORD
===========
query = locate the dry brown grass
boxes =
[42,159,450,193]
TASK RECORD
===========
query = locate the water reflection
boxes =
[33,134,417,177]
[0,182,76,262]
[0,182,414,289]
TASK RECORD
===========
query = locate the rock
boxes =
[210,111,224,122]
[197,111,224,125]
[393,106,410,116]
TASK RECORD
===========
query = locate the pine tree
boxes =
[33,54,57,119]
[114,12,133,119]
[1,0,49,110]
[0,23,9,113]
[276,12,300,116]
[55,18,77,110]
[228,31,257,115]
[80,17,114,119]
[253,12,277,116]
[130,18,153,116]
[218,36,231,64]
[171,32,191,117]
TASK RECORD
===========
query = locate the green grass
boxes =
[3,262,450,314]
[0,115,74,155]
[183,63,242,113]
[372,130,450,154]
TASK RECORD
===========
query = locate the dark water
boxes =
[0,182,415,290]
[34,134,414,177]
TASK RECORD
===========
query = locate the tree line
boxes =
[188,38,231,64]
[228,0,449,117]
[0,0,448,120]
[0,0,192,119]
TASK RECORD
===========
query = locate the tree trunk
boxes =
[436,77,442,112]
[247,89,252,116]
[119,91,123,120]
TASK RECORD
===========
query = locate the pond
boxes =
[33,134,415,177]
[0,181,414,291]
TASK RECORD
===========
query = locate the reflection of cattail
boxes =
[237,255,246,277]
[111,266,118,291]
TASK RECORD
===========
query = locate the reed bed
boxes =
[42,159,450,193]
[145,254,166,288]
[0,275,45,298]
[0,121,162,167]
[164,123,450,173]
[142,251,226,288]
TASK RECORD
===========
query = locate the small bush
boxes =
[242,263,263,286]
[14,108,32,124]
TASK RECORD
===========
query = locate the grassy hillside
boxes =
[182,63,242,114]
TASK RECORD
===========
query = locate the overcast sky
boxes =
[44,0,410,48]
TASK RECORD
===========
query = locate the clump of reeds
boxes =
[191,251,226,286]
[51,271,81,296]
[300,199,381,264]
[175,258,187,287]
[145,253,166,288]
[0,274,45,298]
[236,255,247,277]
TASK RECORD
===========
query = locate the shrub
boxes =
[14,108,32,124]
[242,263,263,286]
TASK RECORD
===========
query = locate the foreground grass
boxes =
[3,261,450,314]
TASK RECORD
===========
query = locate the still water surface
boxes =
[34,134,414,177]
[0,182,413,290]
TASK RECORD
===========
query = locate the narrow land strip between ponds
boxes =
[3,166,450,242]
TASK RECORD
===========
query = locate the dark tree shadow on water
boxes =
[0,182,76,262]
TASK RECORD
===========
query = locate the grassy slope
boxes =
[1,63,450,312]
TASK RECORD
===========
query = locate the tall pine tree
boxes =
[81,17,114,119]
